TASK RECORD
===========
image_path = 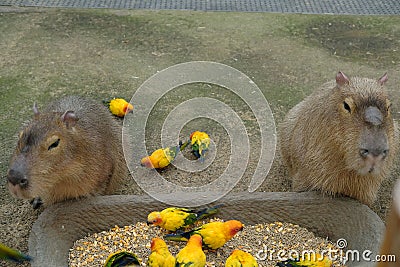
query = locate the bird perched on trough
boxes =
[0,243,32,264]
[190,131,210,162]
[140,141,189,169]
[225,249,258,267]
[103,98,133,118]
[147,205,222,231]
[165,220,243,250]
[147,238,176,267]
[175,234,206,267]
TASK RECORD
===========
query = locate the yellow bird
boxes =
[147,205,221,232]
[104,98,133,118]
[175,234,206,267]
[140,146,180,169]
[225,249,258,267]
[165,220,243,250]
[190,131,210,161]
[141,142,188,169]
[276,253,333,267]
[147,238,175,267]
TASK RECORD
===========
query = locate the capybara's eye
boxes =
[48,139,60,151]
[343,101,351,113]
[359,149,369,158]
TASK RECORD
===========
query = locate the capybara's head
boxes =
[7,103,79,206]
[334,72,396,176]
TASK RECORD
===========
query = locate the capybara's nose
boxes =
[7,169,28,188]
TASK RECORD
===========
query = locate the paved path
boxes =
[1,0,400,15]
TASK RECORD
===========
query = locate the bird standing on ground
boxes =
[175,234,206,267]
[103,98,133,118]
[190,131,210,162]
[147,238,175,267]
[141,142,188,169]
[225,249,258,267]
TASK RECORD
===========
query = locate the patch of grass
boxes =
[35,10,201,55]
[284,15,400,67]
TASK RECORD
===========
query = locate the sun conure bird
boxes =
[164,220,243,250]
[190,131,210,162]
[276,253,332,267]
[0,243,32,263]
[103,98,133,118]
[147,205,222,231]
[140,141,189,169]
[104,251,140,267]
[225,249,258,267]
[147,238,176,267]
[175,234,206,267]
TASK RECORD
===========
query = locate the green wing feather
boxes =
[172,205,222,229]
[183,213,198,226]
[195,205,222,220]
[164,230,193,242]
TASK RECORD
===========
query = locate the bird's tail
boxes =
[179,140,190,151]
[196,204,223,221]
[0,243,32,263]
[102,99,111,106]
[164,230,192,242]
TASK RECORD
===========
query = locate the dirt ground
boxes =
[1,7,400,266]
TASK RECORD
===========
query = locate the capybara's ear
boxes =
[61,110,79,128]
[336,71,350,88]
[378,73,388,86]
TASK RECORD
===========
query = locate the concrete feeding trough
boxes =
[29,192,384,267]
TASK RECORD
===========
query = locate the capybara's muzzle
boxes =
[7,168,28,188]
[7,155,29,188]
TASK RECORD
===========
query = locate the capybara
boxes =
[7,96,127,208]
[279,71,398,206]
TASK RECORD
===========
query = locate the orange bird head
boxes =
[230,249,240,255]
[189,131,196,141]
[140,156,153,168]
[188,234,203,246]
[225,220,244,238]
[123,102,134,114]
[150,237,167,252]
[147,212,163,226]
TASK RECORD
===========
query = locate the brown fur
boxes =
[279,72,399,206]
[7,96,127,206]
